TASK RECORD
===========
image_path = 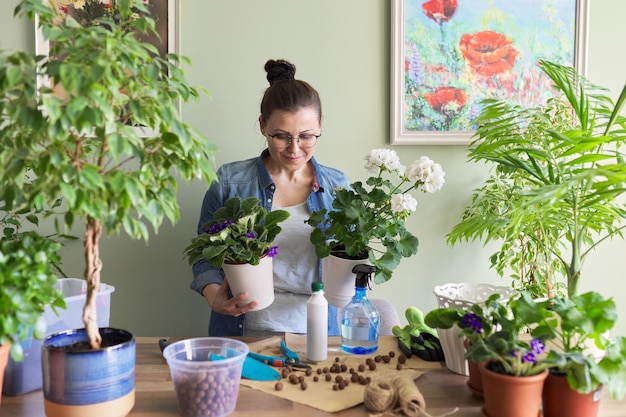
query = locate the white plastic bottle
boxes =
[306,281,328,362]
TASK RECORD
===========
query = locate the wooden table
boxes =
[3,336,625,416]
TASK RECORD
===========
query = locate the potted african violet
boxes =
[183,196,290,311]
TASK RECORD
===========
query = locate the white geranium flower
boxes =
[406,156,446,193]
[365,149,403,175]
[391,193,418,214]
[422,163,446,193]
[405,162,422,182]
[406,156,431,182]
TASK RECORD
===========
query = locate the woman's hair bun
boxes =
[265,59,296,86]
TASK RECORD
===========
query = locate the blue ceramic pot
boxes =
[42,327,135,417]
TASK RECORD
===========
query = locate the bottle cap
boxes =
[355,275,369,288]
[312,281,324,292]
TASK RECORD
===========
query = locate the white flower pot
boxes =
[322,254,369,308]
[222,255,274,311]
[432,282,516,376]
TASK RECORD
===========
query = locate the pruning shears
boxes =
[247,340,311,369]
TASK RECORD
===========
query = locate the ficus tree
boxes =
[0,0,216,348]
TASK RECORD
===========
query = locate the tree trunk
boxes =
[83,217,103,349]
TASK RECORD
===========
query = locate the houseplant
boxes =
[306,148,445,297]
[426,292,553,416]
[183,196,290,310]
[0,197,77,397]
[0,230,65,401]
[0,194,71,396]
[533,292,626,417]
[424,292,502,397]
[183,196,290,268]
[1,1,217,414]
[427,290,626,416]
[447,59,626,298]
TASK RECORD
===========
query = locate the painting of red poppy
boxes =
[391,0,588,144]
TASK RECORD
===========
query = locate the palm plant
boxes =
[448,59,626,298]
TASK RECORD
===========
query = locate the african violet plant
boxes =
[426,290,626,398]
[425,293,552,377]
[183,197,290,268]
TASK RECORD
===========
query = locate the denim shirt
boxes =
[189,149,350,337]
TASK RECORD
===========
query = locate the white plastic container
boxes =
[306,281,328,362]
[163,337,248,417]
[2,278,115,395]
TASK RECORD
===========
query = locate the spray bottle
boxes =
[340,264,380,354]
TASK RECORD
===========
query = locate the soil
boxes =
[330,245,368,260]
[55,332,131,352]
[486,360,507,374]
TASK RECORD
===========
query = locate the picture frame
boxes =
[35,0,179,137]
[391,0,589,145]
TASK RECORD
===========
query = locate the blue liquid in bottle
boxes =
[340,265,379,354]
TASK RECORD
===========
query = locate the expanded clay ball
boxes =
[275,382,284,391]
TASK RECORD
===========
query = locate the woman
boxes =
[190,59,350,337]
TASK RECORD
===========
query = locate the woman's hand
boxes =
[202,278,258,316]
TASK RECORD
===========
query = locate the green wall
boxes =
[2,0,625,337]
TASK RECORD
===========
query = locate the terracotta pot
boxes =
[464,339,484,400]
[480,361,547,417]
[542,372,602,417]
[0,341,10,406]
[223,255,274,311]
[321,253,368,308]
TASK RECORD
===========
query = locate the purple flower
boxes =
[530,339,545,355]
[461,313,483,333]
[523,352,537,363]
[205,219,233,234]
[267,246,279,258]
[245,232,257,239]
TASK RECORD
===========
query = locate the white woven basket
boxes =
[432,283,516,375]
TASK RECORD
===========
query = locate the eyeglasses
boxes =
[268,133,321,149]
